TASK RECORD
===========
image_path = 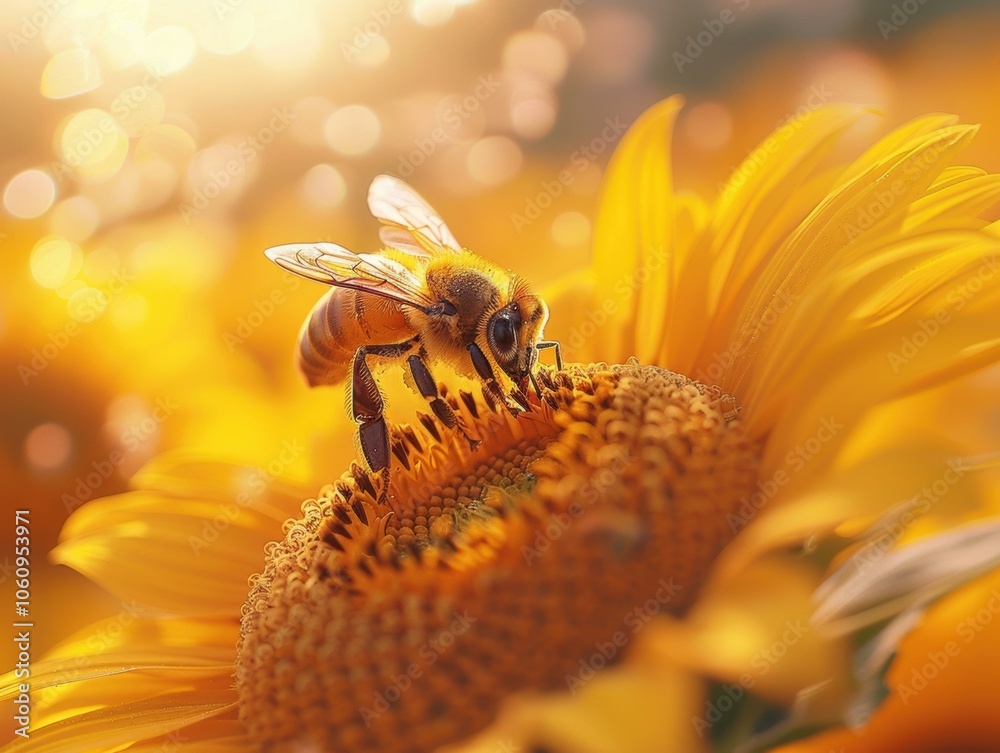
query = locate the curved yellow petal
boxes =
[831,112,959,188]
[125,719,249,752]
[718,440,977,579]
[591,96,683,363]
[900,173,1000,232]
[442,661,707,753]
[732,124,980,414]
[1,618,236,720]
[0,691,235,753]
[129,452,308,516]
[642,555,851,708]
[541,268,600,364]
[52,490,279,616]
[738,226,1000,444]
[681,105,871,376]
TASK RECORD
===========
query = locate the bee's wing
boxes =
[368,174,462,257]
[265,242,437,311]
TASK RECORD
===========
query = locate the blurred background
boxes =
[3,0,1000,739]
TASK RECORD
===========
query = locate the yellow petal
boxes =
[777,569,1000,752]
[733,124,980,412]
[901,173,1000,233]
[1,616,236,728]
[442,662,707,753]
[740,228,1000,443]
[831,112,959,188]
[641,555,851,707]
[129,452,305,519]
[541,268,600,364]
[682,105,871,373]
[0,691,234,753]
[718,440,975,578]
[52,490,278,616]
[125,719,249,752]
[591,96,682,363]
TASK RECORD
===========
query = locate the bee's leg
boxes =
[529,370,544,400]
[535,340,563,370]
[467,343,524,416]
[407,354,481,452]
[352,341,417,498]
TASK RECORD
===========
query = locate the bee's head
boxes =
[485,293,549,387]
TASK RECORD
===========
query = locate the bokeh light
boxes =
[550,210,591,248]
[412,0,456,26]
[40,48,102,99]
[300,163,348,211]
[503,31,569,84]
[682,101,734,152]
[48,196,100,242]
[56,109,130,183]
[23,422,73,472]
[324,104,382,156]
[466,135,522,185]
[4,169,57,219]
[29,236,83,289]
[141,25,197,75]
[252,5,322,71]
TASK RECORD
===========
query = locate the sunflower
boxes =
[6,95,1000,753]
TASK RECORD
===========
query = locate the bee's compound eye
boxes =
[492,316,516,352]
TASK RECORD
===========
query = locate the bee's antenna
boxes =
[536,340,563,370]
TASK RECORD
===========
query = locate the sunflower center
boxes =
[236,362,760,752]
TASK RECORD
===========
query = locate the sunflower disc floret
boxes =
[236,362,761,752]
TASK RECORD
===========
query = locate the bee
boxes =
[265,175,562,488]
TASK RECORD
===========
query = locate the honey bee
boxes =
[265,175,561,486]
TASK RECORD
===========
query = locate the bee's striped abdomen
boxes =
[297,288,412,387]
